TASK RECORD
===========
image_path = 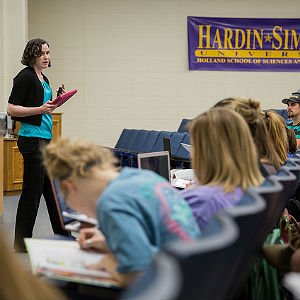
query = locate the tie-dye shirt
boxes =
[97,167,201,273]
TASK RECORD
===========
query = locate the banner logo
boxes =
[188,17,300,71]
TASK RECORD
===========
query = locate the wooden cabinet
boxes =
[3,113,62,194]
[3,138,23,192]
[0,138,3,222]
[51,113,62,143]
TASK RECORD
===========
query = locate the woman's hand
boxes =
[56,84,66,96]
[77,227,108,252]
[40,101,57,114]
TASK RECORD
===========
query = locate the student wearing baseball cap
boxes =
[282,90,300,149]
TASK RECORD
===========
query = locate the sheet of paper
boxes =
[25,239,119,288]
[172,178,190,189]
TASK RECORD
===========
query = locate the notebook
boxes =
[25,238,120,288]
[51,89,77,107]
[137,151,171,182]
[50,179,98,232]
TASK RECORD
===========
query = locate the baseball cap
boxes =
[282,90,300,104]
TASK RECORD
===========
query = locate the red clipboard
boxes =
[51,89,77,107]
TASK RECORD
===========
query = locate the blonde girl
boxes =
[214,97,282,174]
[263,110,288,165]
[181,108,263,230]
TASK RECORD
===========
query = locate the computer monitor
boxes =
[6,115,15,136]
[0,112,6,135]
[137,151,170,182]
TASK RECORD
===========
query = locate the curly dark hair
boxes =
[21,38,51,67]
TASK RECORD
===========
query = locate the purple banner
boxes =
[188,17,300,72]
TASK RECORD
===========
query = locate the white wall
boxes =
[24,0,300,146]
[0,0,28,112]
[0,0,3,110]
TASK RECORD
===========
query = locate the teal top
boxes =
[287,120,300,139]
[18,81,53,139]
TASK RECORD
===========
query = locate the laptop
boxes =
[137,151,171,182]
[50,178,98,232]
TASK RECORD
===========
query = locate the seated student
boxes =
[181,108,263,230]
[287,128,297,157]
[263,220,300,273]
[43,138,200,286]
[282,90,300,149]
[0,229,67,300]
[214,97,282,176]
[262,110,288,165]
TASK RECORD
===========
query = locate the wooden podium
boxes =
[0,137,3,223]
[3,113,62,194]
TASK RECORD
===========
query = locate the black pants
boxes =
[14,136,67,252]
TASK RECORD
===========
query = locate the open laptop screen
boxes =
[50,179,98,232]
[51,179,76,225]
[137,151,170,181]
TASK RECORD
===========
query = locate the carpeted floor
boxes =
[2,194,54,249]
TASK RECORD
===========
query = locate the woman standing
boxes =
[7,38,66,252]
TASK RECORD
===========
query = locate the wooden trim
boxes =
[3,113,62,193]
[0,138,3,216]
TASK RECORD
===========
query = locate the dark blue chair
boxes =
[112,149,137,168]
[114,127,191,168]
[177,119,192,133]
[271,108,288,120]
[115,129,131,149]
[172,189,267,300]
[122,189,271,300]
[115,129,140,151]
[274,166,298,202]
[228,170,297,299]
[120,213,239,300]
[282,159,300,218]
[226,174,293,299]
[169,132,187,157]
[151,131,173,152]
[293,149,300,159]
[130,130,150,152]
[227,173,296,299]
[142,130,160,153]
[222,189,269,299]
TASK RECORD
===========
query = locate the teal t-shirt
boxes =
[287,120,300,139]
[18,81,53,139]
[97,167,201,274]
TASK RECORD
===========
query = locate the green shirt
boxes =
[287,120,300,139]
